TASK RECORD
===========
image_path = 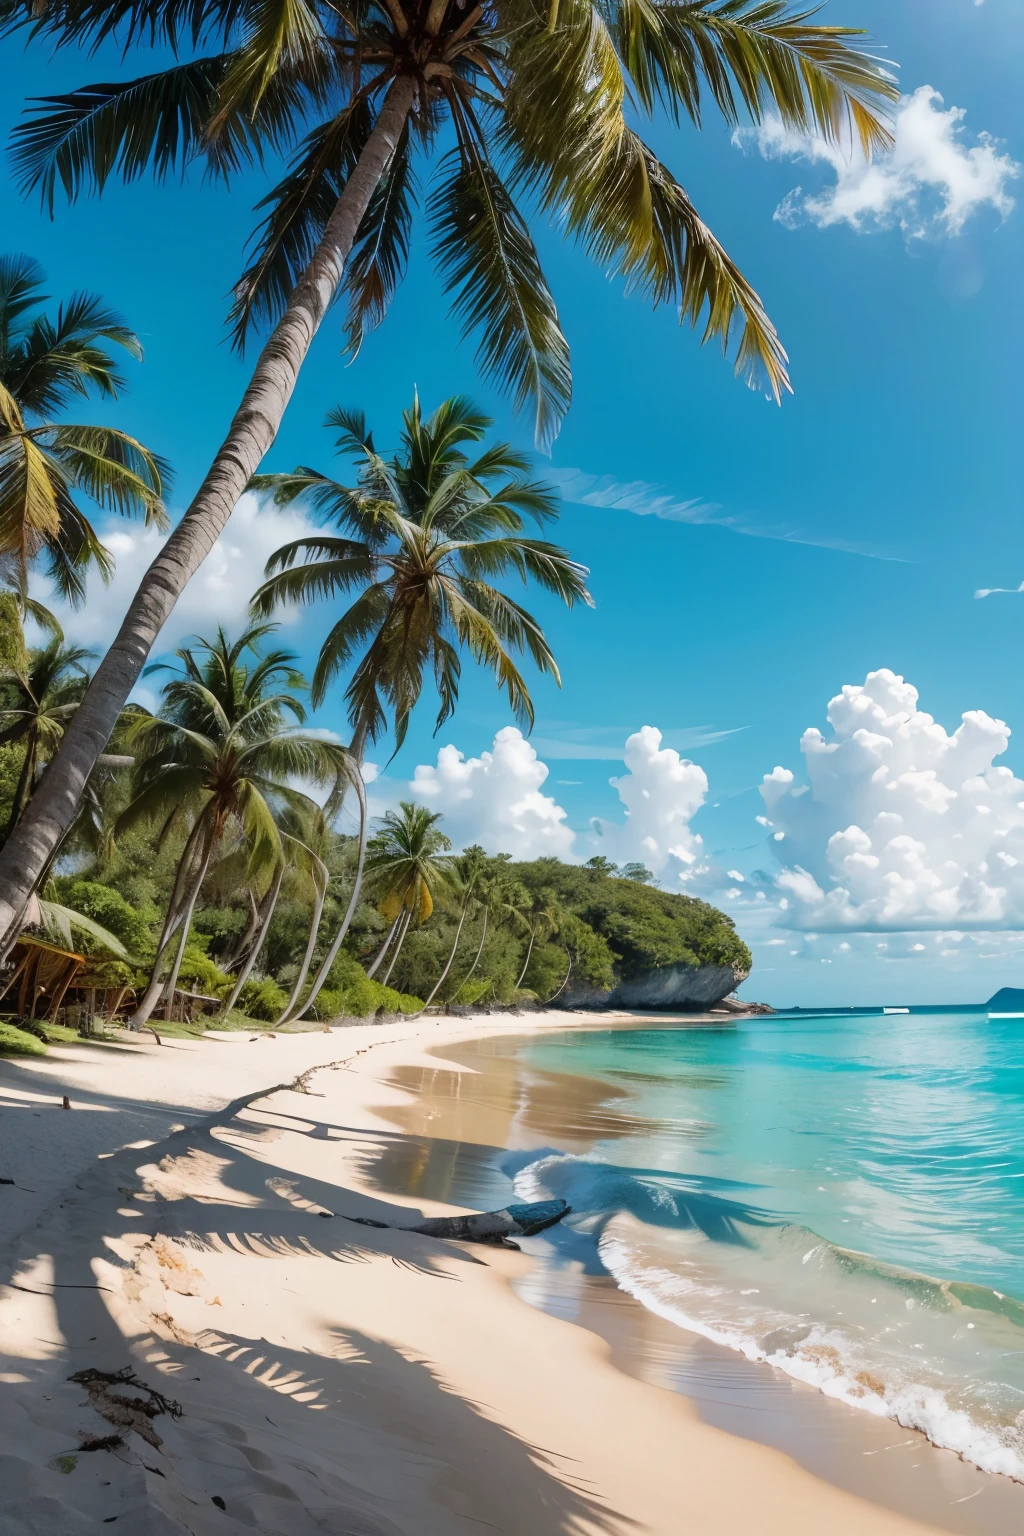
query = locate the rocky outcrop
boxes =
[559,962,749,1013]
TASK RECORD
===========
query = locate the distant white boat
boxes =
[883,1007,910,1014]
[989,1011,1024,1019]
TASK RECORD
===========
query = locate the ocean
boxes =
[505,1009,1024,1482]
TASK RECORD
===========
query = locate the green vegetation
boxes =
[0,1020,47,1055]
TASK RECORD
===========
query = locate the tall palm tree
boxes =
[0,253,168,618]
[451,858,512,1002]
[0,636,93,837]
[361,801,451,986]
[515,887,561,990]
[0,0,897,941]
[419,843,487,1010]
[251,394,592,753]
[118,623,353,1025]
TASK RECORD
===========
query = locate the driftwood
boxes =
[351,1198,571,1249]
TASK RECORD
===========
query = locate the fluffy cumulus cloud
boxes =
[592,726,708,878]
[735,86,1019,238]
[409,727,576,859]
[761,668,1024,930]
[29,492,319,657]
[380,725,709,870]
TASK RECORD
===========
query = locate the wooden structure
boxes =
[0,937,137,1025]
[0,937,86,1020]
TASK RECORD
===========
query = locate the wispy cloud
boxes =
[976,582,1024,598]
[550,469,908,562]
[531,724,747,760]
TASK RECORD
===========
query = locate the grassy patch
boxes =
[0,1022,48,1056]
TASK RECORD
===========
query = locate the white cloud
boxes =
[409,727,576,859]
[976,581,1024,599]
[592,726,708,878]
[760,668,1024,930]
[371,724,710,873]
[550,468,904,561]
[30,492,320,657]
[736,86,1019,238]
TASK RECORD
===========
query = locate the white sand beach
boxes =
[0,1013,992,1535]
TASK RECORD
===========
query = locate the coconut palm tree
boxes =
[0,636,94,838]
[362,802,451,985]
[419,843,487,1011]
[251,394,592,753]
[0,253,168,617]
[117,624,354,1025]
[0,0,898,942]
[452,856,512,1002]
[515,887,561,990]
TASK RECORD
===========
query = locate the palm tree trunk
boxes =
[515,926,536,990]
[365,912,402,978]
[279,767,367,1023]
[0,77,417,949]
[220,862,285,1017]
[127,814,208,1026]
[548,948,573,1003]
[420,895,472,1012]
[379,907,411,986]
[276,855,328,1023]
[221,888,261,971]
[158,834,215,1020]
[453,908,489,1002]
[4,733,38,840]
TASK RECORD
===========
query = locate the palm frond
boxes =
[429,147,571,451]
[228,98,374,346]
[47,423,170,525]
[344,122,416,357]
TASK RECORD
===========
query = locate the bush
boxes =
[306,967,422,1019]
[0,1022,47,1056]
[62,881,152,956]
[236,976,287,1020]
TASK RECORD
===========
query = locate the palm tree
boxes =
[452,857,512,1002]
[0,254,168,618]
[251,394,592,753]
[419,844,487,1011]
[362,802,451,986]
[117,624,353,1025]
[0,0,897,941]
[515,887,561,990]
[0,637,94,837]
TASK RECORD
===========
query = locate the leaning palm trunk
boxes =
[365,912,402,978]
[379,907,411,986]
[158,835,216,1020]
[0,78,417,949]
[515,927,537,991]
[547,949,573,1003]
[220,862,285,1017]
[420,895,472,1012]
[127,815,210,1027]
[453,909,489,1002]
[275,853,328,1024]
[279,769,368,1024]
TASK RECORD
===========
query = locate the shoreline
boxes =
[0,1009,1009,1534]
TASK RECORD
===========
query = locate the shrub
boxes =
[0,1022,47,1056]
[62,880,152,955]
[236,977,287,1020]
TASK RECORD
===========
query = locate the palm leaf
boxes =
[228,98,373,346]
[344,122,416,356]
[429,147,571,452]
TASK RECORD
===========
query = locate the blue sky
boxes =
[2,0,1022,1005]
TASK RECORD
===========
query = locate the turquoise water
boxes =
[511,1010,1024,1479]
